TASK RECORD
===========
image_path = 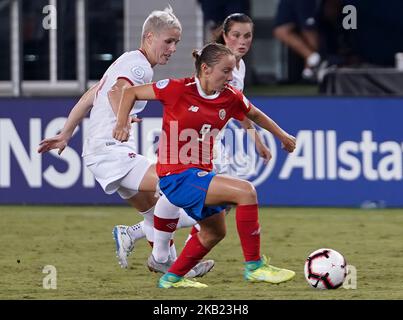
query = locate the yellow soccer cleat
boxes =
[244,255,295,284]
[158,273,208,288]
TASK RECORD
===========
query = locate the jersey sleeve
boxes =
[112,53,153,87]
[152,78,184,107]
[116,64,152,87]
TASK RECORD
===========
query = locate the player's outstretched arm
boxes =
[113,83,156,142]
[238,117,272,163]
[38,82,99,155]
[246,104,296,153]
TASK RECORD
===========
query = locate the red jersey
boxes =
[152,76,251,176]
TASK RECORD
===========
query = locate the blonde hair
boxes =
[141,6,182,41]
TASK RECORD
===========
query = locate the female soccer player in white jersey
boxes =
[113,43,297,288]
[214,13,271,173]
[37,7,212,277]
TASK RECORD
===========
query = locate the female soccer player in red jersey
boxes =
[126,13,272,256]
[113,42,297,288]
[186,13,270,239]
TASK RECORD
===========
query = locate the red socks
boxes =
[236,204,261,262]
[168,234,210,276]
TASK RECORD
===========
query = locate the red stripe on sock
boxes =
[236,204,261,262]
[168,235,210,277]
[154,216,179,232]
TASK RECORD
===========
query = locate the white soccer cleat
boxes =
[185,259,215,278]
[147,254,215,278]
[112,225,135,269]
[147,254,174,274]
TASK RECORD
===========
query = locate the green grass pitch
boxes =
[1,206,402,300]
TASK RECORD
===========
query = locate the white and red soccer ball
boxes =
[304,248,347,289]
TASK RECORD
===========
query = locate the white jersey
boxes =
[83,50,153,157]
[228,59,245,92]
[82,50,154,196]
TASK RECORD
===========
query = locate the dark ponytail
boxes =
[192,49,202,76]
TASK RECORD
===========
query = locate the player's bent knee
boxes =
[212,227,226,242]
[238,181,257,204]
[199,228,226,247]
[126,192,157,212]
[206,233,225,247]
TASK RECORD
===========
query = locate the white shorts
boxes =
[84,150,152,199]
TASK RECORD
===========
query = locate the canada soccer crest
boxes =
[131,66,145,79]
[219,109,226,120]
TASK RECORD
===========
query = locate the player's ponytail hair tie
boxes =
[192,49,202,60]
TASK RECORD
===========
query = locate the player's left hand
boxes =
[37,133,69,155]
[113,117,132,142]
[256,142,272,164]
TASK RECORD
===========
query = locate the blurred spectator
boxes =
[318,0,403,68]
[23,0,50,80]
[273,0,322,81]
[314,0,358,78]
[198,0,250,43]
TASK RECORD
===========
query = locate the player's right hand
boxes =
[280,134,296,153]
[37,133,68,155]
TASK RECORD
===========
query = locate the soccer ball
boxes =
[304,248,347,289]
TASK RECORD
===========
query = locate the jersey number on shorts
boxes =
[198,124,212,142]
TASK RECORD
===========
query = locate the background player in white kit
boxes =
[37,7,212,277]
[214,13,270,174]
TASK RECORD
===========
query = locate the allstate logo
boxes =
[220,121,277,187]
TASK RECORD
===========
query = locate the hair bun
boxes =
[192,49,201,59]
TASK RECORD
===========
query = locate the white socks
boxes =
[126,201,198,263]
[307,52,321,68]
[127,221,145,240]
[152,195,181,263]
[139,206,156,243]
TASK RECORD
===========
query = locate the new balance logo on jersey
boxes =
[188,105,199,112]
